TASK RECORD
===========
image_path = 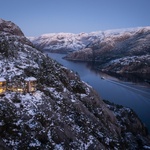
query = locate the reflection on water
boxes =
[46,52,150,132]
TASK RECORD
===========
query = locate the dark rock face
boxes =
[0,19,150,149]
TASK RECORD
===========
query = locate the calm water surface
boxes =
[47,52,150,132]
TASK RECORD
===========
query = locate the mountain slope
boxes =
[0,19,150,149]
[29,32,103,53]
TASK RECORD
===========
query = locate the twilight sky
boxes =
[0,0,150,37]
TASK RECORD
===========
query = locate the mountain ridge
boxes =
[29,26,150,53]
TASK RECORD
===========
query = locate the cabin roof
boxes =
[0,77,6,82]
[25,77,37,82]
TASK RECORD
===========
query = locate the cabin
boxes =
[0,77,6,95]
[25,77,37,93]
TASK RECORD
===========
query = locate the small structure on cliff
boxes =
[25,77,37,93]
[0,77,6,95]
[0,77,37,94]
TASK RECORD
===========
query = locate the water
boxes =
[46,52,150,132]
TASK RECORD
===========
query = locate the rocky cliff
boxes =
[0,19,150,150]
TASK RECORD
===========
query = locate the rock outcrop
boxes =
[0,19,24,36]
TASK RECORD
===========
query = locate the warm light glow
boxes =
[31,87,35,91]
[17,88,24,92]
[0,88,6,94]
[0,82,6,86]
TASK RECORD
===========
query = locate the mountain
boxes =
[29,32,102,53]
[30,27,150,75]
[64,27,150,75]
[0,19,150,149]
[29,27,150,54]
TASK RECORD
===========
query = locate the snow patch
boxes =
[143,145,150,149]
[29,139,41,147]
[80,94,87,98]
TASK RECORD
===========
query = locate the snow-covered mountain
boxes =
[0,19,150,149]
[29,32,99,53]
[29,27,150,53]
[64,27,150,75]
[29,27,150,75]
